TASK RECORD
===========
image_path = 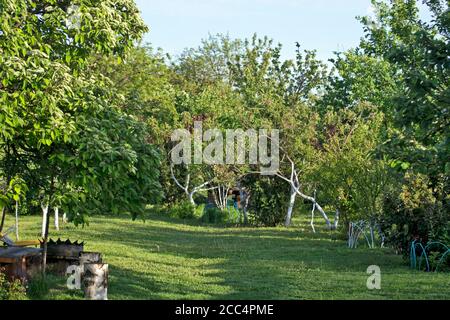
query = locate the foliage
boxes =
[0,273,27,300]
[358,0,449,183]
[201,206,227,224]
[311,104,388,226]
[380,172,449,254]
[321,0,449,254]
[59,106,163,224]
[165,200,196,220]
[246,176,289,227]
[321,49,400,112]
[0,0,162,224]
[26,274,49,299]
[201,205,241,224]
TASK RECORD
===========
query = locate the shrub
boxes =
[380,172,449,255]
[202,206,226,224]
[0,273,27,300]
[246,176,289,227]
[194,204,206,219]
[226,207,241,224]
[170,200,196,219]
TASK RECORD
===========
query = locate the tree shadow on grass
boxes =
[82,217,421,299]
[14,214,450,299]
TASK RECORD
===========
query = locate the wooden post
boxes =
[83,263,108,300]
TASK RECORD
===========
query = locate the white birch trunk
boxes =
[292,187,332,229]
[310,202,316,233]
[54,207,59,231]
[285,186,297,227]
[41,204,49,238]
[170,164,215,207]
[15,201,19,241]
[370,224,375,249]
[188,192,195,206]
[214,186,229,211]
[333,208,340,230]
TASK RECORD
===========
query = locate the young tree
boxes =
[311,104,387,227]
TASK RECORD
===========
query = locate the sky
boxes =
[135,0,429,62]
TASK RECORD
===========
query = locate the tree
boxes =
[0,0,162,272]
[322,0,449,248]
[359,0,449,182]
[226,35,330,227]
[311,104,388,228]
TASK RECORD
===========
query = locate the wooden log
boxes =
[82,263,108,300]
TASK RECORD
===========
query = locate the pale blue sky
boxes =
[135,0,429,62]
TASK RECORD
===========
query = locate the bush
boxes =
[201,206,241,224]
[0,273,27,300]
[226,207,241,224]
[170,200,196,219]
[202,206,226,224]
[194,204,205,218]
[380,172,449,255]
[246,176,289,227]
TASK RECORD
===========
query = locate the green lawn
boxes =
[3,213,449,300]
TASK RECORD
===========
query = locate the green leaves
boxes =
[357,0,449,177]
[0,0,162,224]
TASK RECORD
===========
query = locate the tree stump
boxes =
[79,252,102,265]
[82,263,108,300]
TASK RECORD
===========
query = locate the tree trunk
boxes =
[15,201,19,241]
[213,186,228,211]
[238,183,248,225]
[188,192,196,206]
[0,175,11,234]
[54,207,59,231]
[293,187,332,229]
[333,208,340,230]
[285,186,297,227]
[370,223,375,249]
[310,201,316,233]
[83,264,108,300]
[0,206,6,234]
[41,203,50,274]
[41,204,49,238]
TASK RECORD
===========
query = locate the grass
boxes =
[2,212,449,300]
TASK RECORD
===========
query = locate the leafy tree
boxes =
[358,0,449,181]
[0,0,161,271]
[311,104,388,227]
[322,0,449,249]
